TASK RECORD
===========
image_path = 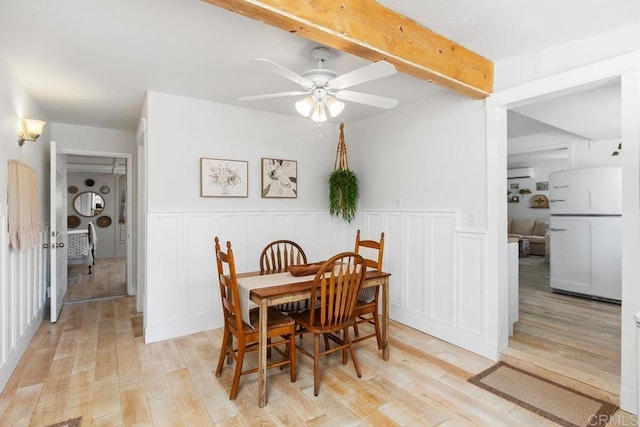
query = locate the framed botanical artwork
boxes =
[261,158,297,198]
[536,181,549,191]
[200,158,248,197]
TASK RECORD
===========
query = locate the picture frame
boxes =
[510,183,520,190]
[261,158,297,198]
[536,181,549,191]
[200,158,248,197]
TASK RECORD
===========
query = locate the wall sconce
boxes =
[18,119,46,146]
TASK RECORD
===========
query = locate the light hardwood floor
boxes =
[503,255,622,405]
[65,257,127,303]
[0,293,633,425]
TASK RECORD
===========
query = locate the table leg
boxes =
[382,277,389,360]
[258,298,268,407]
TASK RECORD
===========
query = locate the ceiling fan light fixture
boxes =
[295,96,314,117]
[325,96,345,117]
[310,102,327,123]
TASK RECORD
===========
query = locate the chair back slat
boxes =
[260,240,307,273]
[215,237,244,331]
[309,252,365,329]
[354,230,384,272]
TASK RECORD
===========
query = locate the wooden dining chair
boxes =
[259,239,307,273]
[260,239,309,313]
[352,230,385,349]
[214,237,297,400]
[291,252,366,396]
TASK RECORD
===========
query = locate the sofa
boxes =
[508,218,549,257]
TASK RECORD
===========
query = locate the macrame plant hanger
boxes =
[334,122,348,172]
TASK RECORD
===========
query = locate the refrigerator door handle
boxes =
[550,227,567,232]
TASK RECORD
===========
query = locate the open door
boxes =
[50,140,68,322]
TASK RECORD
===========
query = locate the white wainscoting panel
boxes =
[144,210,492,358]
[0,206,48,393]
[405,214,428,315]
[430,215,455,325]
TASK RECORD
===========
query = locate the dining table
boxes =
[235,267,391,407]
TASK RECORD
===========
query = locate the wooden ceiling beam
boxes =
[201,0,493,99]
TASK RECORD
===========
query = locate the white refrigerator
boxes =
[548,166,622,301]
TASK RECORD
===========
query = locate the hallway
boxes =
[65,257,127,303]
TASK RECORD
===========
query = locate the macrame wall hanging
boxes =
[329,123,358,222]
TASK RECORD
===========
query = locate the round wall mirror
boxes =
[73,191,106,217]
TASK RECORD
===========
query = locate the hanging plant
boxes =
[329,123,359,222]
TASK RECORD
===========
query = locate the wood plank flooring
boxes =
[66,257,127,303]
[0,282,633,425]
[502,255,622,405]
[0,297,575,426]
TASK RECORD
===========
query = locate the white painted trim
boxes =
[487,51,640,414]
[487,51,640,109]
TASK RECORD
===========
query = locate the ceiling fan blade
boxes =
[238,91,309,101]
[328,61,396,90]
[253,58,313,89]
[335,90,399,109]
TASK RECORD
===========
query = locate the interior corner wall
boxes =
[0,58,50,393]
[345,91,499,359]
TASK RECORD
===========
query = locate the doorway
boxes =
[488,54,640,412]
[61,152,133,303]
[503,81,623,403]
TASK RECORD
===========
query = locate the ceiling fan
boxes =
[239,46,399,122]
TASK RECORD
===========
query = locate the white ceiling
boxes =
[1,0,639,133]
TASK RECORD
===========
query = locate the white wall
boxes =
[0,58,50,393]
[348,91,488,228]
[146,91,338,213]
[51,123,136,154]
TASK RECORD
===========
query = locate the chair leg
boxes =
[372,312,382,350]
[343,328,362,378]
[289,331,297,382]
[216,324,229,376]
[353,322,360,337]
[342,329,348,365]
[226,331,233,364]
[229,338,246,400]
[313,333,320,396]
